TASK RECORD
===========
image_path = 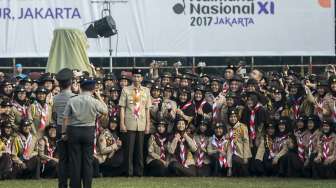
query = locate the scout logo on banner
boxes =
[0,0,334,57]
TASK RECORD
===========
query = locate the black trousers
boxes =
[210,155,228,177]
[303,153,317,178]
[286,151,304,177]
[0,153,12,179]
[232,155,249,177]
[168,161,197,177]
[196,164,211,177]
[57,140,70,188]
[147,159,169,177]
[312,160,336,179]
[100,149,124,177]
[41,160,58,178]
[67,126,95,188]
[12,156,40,179]
[124,131,144,176]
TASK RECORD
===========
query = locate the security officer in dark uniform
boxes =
[63,78,108,188]
[53,68,75,188]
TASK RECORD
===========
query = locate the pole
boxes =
[251,56,255,69]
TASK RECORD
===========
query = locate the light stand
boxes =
[90,0,128,72]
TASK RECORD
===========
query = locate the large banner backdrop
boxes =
[0,0,335,57]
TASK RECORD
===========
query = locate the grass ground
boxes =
[0,177,336,188]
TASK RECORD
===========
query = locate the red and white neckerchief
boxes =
[180,101,192,111]
[322,135,333,161]
[44,137,55,158]
[275,135,287,152]
[211,135,228,168]
[152,98,161,106]
[222,82,229,94]
[36,102,48,130]
[212,96,221,123]
[249,103,261,140]
[196,100,207,113]
[265,136,275,159]
[155,133,167,161]
[229,128,237,156]
[178,138,188,167]
[132,89,141,120]
[19,134,32,160]
[196,135,207,167]
[296,131,305,161]
[293,97,302,120]
[109,107,119,117]
[308,133,316,157]
[13,102,28,118]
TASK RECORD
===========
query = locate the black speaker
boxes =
[85,16,117,38]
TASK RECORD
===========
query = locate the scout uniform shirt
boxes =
[28,101,53,136]
[228,122,252,160]
[167,134,198,167]
[10,101,30,131]
[255,135,276,161]
[302,129,321,160]
[146,133,169,165]
[119,85,151,131]
[12,133,38,164]
[316,133,336,163]
[193,134,211,167]
[207,134,231,168]
[37,136,58,163]
[96,129,121,164]
[0,135,15,157]
[322,94,336,123]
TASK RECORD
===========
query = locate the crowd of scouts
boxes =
[0,63,336,180]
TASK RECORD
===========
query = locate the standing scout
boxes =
[63,78,108,188]
[119,69,151,177]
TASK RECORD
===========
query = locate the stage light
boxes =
[85,15,117,38]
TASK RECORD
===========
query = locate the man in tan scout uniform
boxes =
[119,69,151,177]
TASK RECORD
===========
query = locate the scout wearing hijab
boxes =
[97,116,124,177]
[146,119,170,177]
[0,100,14,129]
[193,85,212,125]
[227,109,251,177]
[119,69,151,177]
[302,115,321,177]
[168,116,197,176]
[193,119,211,177]
[272,117,290,177]
[286,133,305,177]
[161,84,177,133]
[0,80,14,101]
[255,122,277,176]
[312,121,336,179]
[0,121,15,179]
[149,84,163,133]
[208,122,231,177]
[12,119,40,179]
[287,81,305,120]
[28,86,53,136]
[208,77,225,124]
[176,87,195,124]
[319,75,336,123]
[305,80,328,119]
[269,86,290,121]
[37,125,58,178]
[221,92,243,130]
[10,85,30,131]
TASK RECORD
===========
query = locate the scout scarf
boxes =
[249,103,261,140]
